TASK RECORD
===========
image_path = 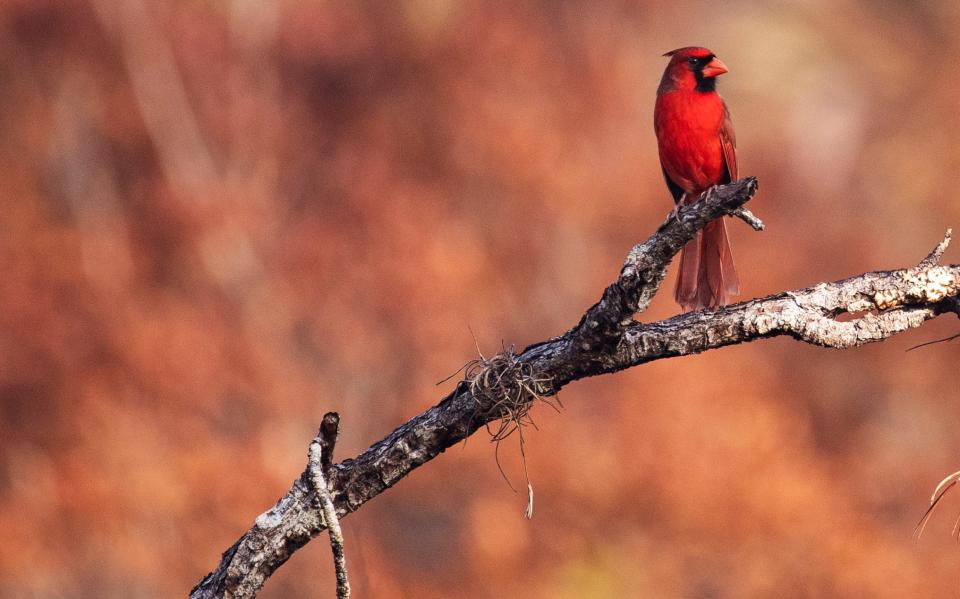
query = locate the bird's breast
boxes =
[655,91,727,193]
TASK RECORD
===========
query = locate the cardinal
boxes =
[654,46,739,312]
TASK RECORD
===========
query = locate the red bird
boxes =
[654,46,739,312]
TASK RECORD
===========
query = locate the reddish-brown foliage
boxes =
[2,2,960,597]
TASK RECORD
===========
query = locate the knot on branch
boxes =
[465,350,555,440]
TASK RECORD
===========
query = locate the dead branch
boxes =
[307,413,350,599]
[191,177,960,598]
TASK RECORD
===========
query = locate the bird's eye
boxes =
[687,57,699,65]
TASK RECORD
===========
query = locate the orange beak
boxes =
[701,56,729,78]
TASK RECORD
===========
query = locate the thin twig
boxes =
[731,206,764,231]
[906,332,960,352]
[920,228,953,268]
[915,470,960,541]
[308,413,351,599]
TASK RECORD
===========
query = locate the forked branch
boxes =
[191,179,960,598]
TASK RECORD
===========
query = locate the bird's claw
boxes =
[668,205,683,224]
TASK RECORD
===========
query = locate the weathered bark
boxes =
[307,413,350,599]
[191,178,960,598]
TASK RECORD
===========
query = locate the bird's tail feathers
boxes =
[675,218,739,311]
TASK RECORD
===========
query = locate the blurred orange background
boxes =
[3,1,960,597]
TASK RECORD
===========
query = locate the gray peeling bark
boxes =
[191,178,960,598]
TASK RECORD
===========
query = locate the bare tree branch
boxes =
[191,177,960,598]
[307,413,350,599]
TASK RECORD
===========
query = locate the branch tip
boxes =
[318,412,340,474]
[920,229,952,268]
[732,207,764,231]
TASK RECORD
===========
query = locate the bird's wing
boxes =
[719,102,737,182]
[661,167,685,204]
